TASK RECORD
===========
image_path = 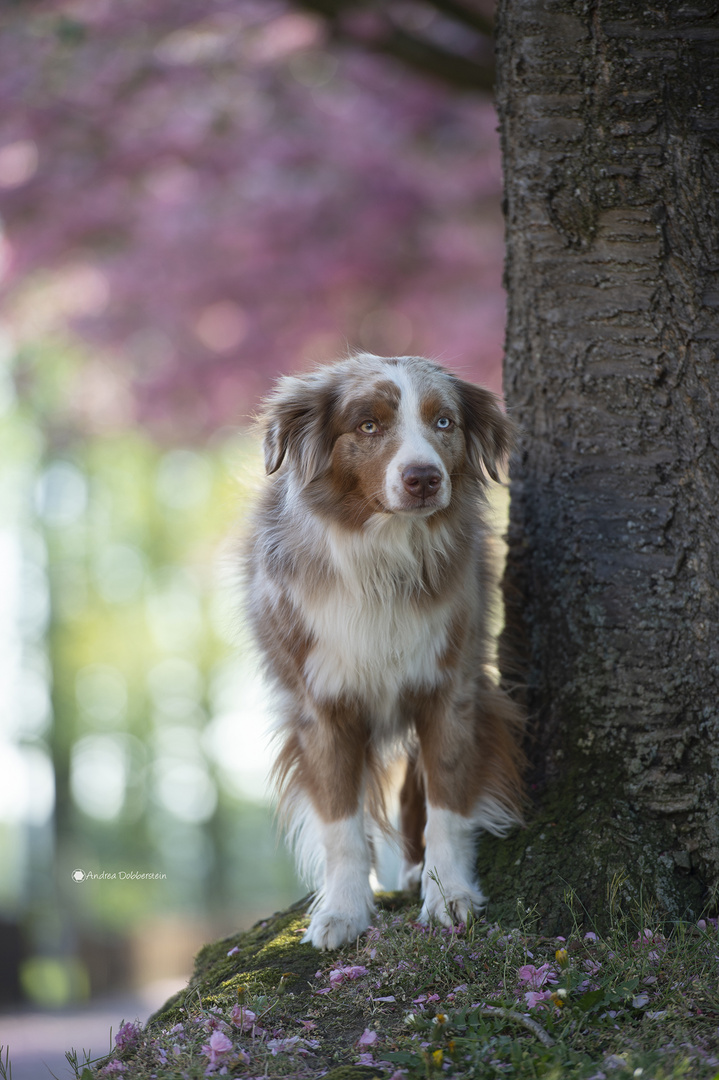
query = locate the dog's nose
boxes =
[402,465,442,499]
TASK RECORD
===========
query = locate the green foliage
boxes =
[0,1045,12,1080]
[3,343,301,985]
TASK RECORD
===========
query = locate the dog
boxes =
[244,352,524,950]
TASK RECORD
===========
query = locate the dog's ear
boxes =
[454,378,516,483]
[261,372,338,484]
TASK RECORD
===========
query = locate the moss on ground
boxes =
[147,895,322,1030]
[76,888,719,1080]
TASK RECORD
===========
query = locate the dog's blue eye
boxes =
[436,417,452,429]
[359,420,379,434]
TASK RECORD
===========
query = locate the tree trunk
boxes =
[480,0,719,931]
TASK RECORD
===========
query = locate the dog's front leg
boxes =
[290,707,375,950]
[304,809,374,950]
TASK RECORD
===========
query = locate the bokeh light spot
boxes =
[70,734,128,820]
[154,759,217,823]
[194,302,248,354]
[0,141,39,189]
[94,542,145,604]
[76,664,128,726]
[145,570,203,652]
[0,743,54,825]
[35,461,88,527]
[147,657,203,721]
[156,450,212,510]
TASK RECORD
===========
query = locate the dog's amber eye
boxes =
[436,417,452,430]
[358,420,379,434]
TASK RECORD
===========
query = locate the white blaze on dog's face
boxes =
[380,361,456,514]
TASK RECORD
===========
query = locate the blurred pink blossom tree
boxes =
[0,0,504,440]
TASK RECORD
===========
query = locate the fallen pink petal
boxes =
[231,1005,258,1032]
[517,963,558,989]
[267,1036,301,1055]
[329,964,369,986]
[201,1029,234,1066]
[525,989,554,1009]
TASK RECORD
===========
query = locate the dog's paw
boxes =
[302,905,373,950]
[419,874,486,928]
[398,860,423,893]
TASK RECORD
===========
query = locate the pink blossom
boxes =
[329,964,368,986]
[0,4,506,442]
[633,929,667,960]
[99,1063,127,1077]
[202,1014,229,1033]
[524,990,553,1009]
[267,1035,300,1055]
[412,992,440,1005]
[357,1052,393,1068]
[357,1028,378,1047]
[517,963,558,989]
[201,1030,233,1066]
[114,1022,141,1051]
[230,1005,257,1032]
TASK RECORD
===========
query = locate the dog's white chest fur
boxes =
[293,515,454,707]
[301,585,450,704]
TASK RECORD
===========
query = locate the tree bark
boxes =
[481,0,719,930]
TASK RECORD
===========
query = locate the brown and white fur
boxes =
[244,353,524,950]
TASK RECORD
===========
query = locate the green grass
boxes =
[7,893,719,1080]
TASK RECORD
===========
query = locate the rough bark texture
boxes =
[480,0,719,931]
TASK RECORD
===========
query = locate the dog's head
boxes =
[259,354,515,527]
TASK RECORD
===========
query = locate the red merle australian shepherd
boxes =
[245,353,524,950]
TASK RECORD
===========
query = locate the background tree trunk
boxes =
[480,0,719,930]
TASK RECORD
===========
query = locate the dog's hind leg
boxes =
[398,748,425,892]
[412,686,523,927]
